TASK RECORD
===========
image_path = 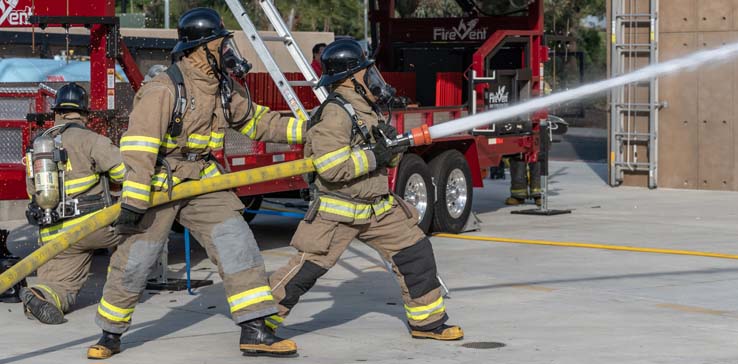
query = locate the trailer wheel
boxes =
[429,150,473,233]
[394,154,434,234]
[240,195,263,223]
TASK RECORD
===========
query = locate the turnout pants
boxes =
[510,155,541,199]
[96,191,277,334]
[33,226,121,313]
[269,202,448,331]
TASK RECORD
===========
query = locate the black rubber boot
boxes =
[87,331,121,359]
[411,324,464,341]
[239,318,297,356]
[20,287,64,325]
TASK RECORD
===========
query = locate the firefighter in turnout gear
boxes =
[506,156,542,206]
[88,8,304,359]
[22,83,126,325]
[268,40,463,341]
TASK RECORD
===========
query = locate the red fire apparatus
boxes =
[0,0,546,233]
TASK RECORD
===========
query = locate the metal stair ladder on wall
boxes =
[224,0,329,120]
[609,0,660,188]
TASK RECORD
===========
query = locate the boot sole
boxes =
[410,331,464,341]
[240,344,297,357]
[21,289,64,325]
[87,345,121,360]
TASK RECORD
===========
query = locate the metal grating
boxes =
[265,142,293,154]
[0,98,34,121]
[224,128,257,156]
[0,128,23,163]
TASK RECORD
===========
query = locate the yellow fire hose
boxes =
[0,159,315,294]
[435,233,738,261]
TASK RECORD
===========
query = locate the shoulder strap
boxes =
[165,64,187,138]
[309,93,371,144]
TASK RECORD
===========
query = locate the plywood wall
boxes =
[658,0,738,191]
[609,0,738,190]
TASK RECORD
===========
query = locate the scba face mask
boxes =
[219,37,252,79]
[364,66,396,105]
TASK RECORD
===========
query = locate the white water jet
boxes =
[428,41,738,139]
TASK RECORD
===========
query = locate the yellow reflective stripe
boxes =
[186,133,210,149]
[227,286,274,313]
[240,105,269,138]
[33,284,62,310]
[97,297,134,322]
[200,162,221,179]
[64,174,99,195]
[405,297,445,321]
[109,163,127,181]
[120,136,161,154]
[122,180,151,202]
[209,131,225,149]
[286,117,304,144]
[350,149,370,177]
[265,314,284,330]
[373,195,394,216]
[313,147,351,174]
[162,133,178,149]
[39,212,99,242]
[150,173,182,189]
[318,196,394,220]
[318,197,372,220]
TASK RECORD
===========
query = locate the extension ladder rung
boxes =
[261,35,291,43]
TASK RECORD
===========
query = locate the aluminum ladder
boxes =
[609,0,660,188]
[224,0,329,121]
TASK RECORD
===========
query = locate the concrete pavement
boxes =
[1,160,738,364]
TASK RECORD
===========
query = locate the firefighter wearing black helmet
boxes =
[268,39,464,341]
[87,8,304,359]
[21,82,126,326]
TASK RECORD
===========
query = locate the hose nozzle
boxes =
[384,124,433,150]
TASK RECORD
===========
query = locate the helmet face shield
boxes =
[363,65,396,105]
[219,37,252,79]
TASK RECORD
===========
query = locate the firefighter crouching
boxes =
[22,83,126,325]
[268,39,463,341]
[87,8,305,359]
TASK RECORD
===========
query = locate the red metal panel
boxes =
[0,0,114,27]
[435,72,463,107]
[382,72,416,102]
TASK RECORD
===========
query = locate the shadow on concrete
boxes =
[448,267,738,293]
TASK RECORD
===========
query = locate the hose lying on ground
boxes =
[0,159,316,293]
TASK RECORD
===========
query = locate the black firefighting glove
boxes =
[370,133,393,170]
[374,123,407,154]
[114,204,145,234]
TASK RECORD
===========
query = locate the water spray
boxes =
[387,41,738,147]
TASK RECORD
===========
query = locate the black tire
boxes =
[394,154,434,234]
[240,195,263,223]
[429,150,473,233]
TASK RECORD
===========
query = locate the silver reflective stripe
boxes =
[65,176,98,191]
[121,140,160,148]
[314,149,351,171]
[406,302,445,317]
[290,118,299,141]
[123,184,150,195]
[352,149,366,174]
[229,290,272,309]
[320,200,356,214]
[187,138,208,146]
[98,303,130,320]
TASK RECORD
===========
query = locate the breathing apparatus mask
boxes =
[204,36,254,127]
[362,65,396,106]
